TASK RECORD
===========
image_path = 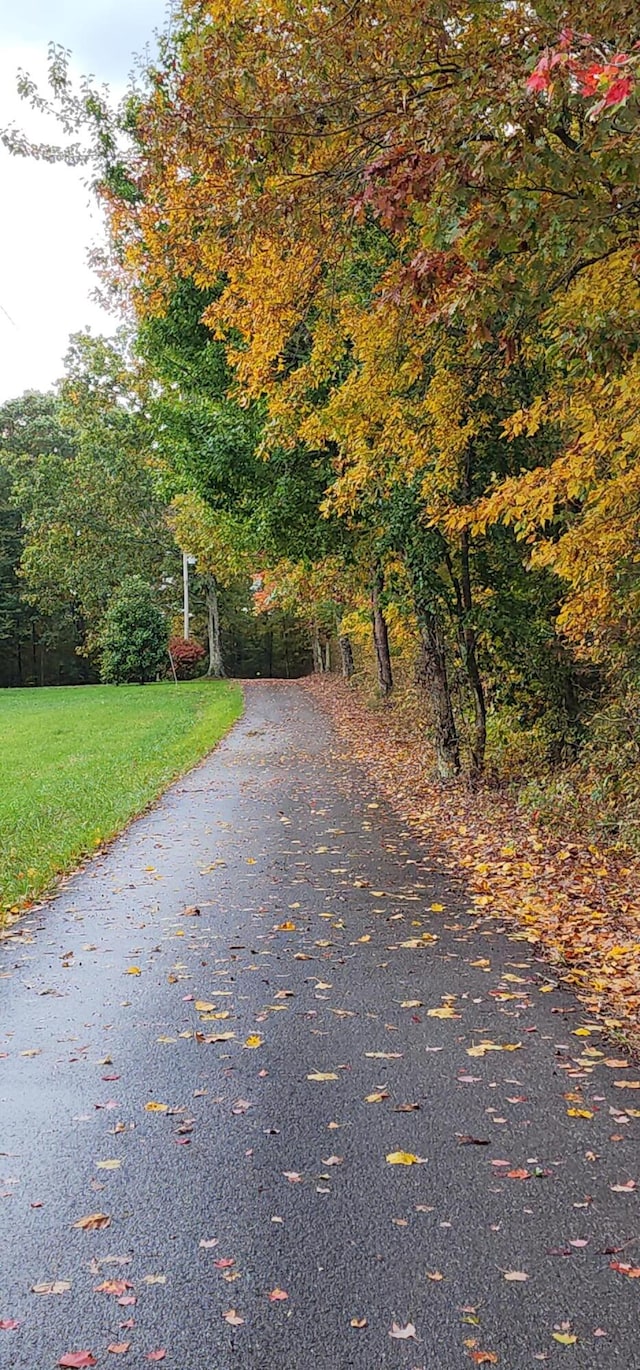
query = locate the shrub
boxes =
[99,577,168,685]
[168,636,206,680]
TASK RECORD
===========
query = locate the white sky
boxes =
[0,1,169,402]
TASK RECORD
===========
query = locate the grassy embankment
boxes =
[1,680,243,918]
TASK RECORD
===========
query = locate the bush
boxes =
[168,636,206,680]
[99,577,168,685]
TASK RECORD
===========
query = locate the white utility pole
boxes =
[183,552,190,640]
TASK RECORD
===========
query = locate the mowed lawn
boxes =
[1,680,243,916]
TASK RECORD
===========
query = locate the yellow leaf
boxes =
[552,1333,577,1346]
[125,967,141,976]
[567,1108,594,1118]
[427,1005,460,1019]
[244,1034,263,1049]
[277,920,296,931]
[195,1001,217,1013]
[307,1071,338,1081]
[386,1151,422,1165]
[96,1160,122,1170]
[144,1102,168,1112]
[430,903,445,912]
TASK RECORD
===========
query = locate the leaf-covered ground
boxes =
[309,677,640,1045]
[0,682,638,1367]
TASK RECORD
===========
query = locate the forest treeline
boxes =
[3,2,640,846]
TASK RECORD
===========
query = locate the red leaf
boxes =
[59,1355,97,1369]
[0,1320,20,1331]
[147,1353,167,1363]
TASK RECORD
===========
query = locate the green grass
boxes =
[0,679,243,917]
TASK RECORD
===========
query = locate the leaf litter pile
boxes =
[308,677,640,1043]
[0,681,639,1366]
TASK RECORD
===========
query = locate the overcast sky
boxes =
[0,1,170,402]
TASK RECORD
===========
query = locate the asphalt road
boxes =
[1,682,638,1369]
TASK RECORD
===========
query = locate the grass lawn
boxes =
[0,679,243,917]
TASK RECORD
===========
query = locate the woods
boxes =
[3,2,640,841]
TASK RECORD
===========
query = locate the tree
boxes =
[169,491,254,677]
[99,576,168,684]
[8,332,175,652]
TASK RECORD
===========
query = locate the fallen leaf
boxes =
[195,1001,216,1013]
[146,1353,166,1363]
[73,1213,110,1231]
[125,967,141,976]
[107,1345,131,1355]
[552,1332,577,1346]
[0,1319,20,1330]
[350,1317,367,1328]
[386,1151,425,1165]
[426,1271,444,1281]
[268,1288,288,1301]
[470,1354,498,1366]
[58,1355,97,1369]
[389,1322,417,1340]
[504,1271,528,1281]
[97,1160,122,1170]
[144,1102,168,1113]
[365,1091,389,1103]
[244,1035,263,1049]
[427,1005,460,1019]
[307,1072,338,1081]
[222,1309,244,1326]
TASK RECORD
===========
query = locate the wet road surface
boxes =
[0,682,638,1368]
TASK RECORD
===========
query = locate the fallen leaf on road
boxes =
[195,1001,216,1013]
[58,1355,97,1369]
[107,1345,131,1355]
[389,1322,417,1340]
[427,1006,460,1019]
[307,1072,338,1081]
[365,1051,402,1060]
[350,1318,367,1328]
[268,1289,288,1301]
[125,968,141,976]
[97,1160,122,1170]
[222,1309,244,1326]
[552,1332,577,1345]
[365,1091,388,1103]
[504,1271,528,1281]
[283,1171,303,1182]
[470,1354,498,1366]
[31,1281,71,1295]
[386,1151,425,1165]
[0,1320,20,1330]
[426,1271,444,1281]
[73,1213,110,1231]
[94,1281,133,1297]
[144,1102,168,1113]
[244,1035,263,1049]
[146,1353,166,1362]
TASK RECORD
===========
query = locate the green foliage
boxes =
[99,576,168,685]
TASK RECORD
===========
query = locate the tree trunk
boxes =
[419,611,460,779]
[339,633,354,680]
[206,577,225,678]
[324,639,331,672]
[371,563,393,696]
[458,532,486,781]
[311,625,324,673]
